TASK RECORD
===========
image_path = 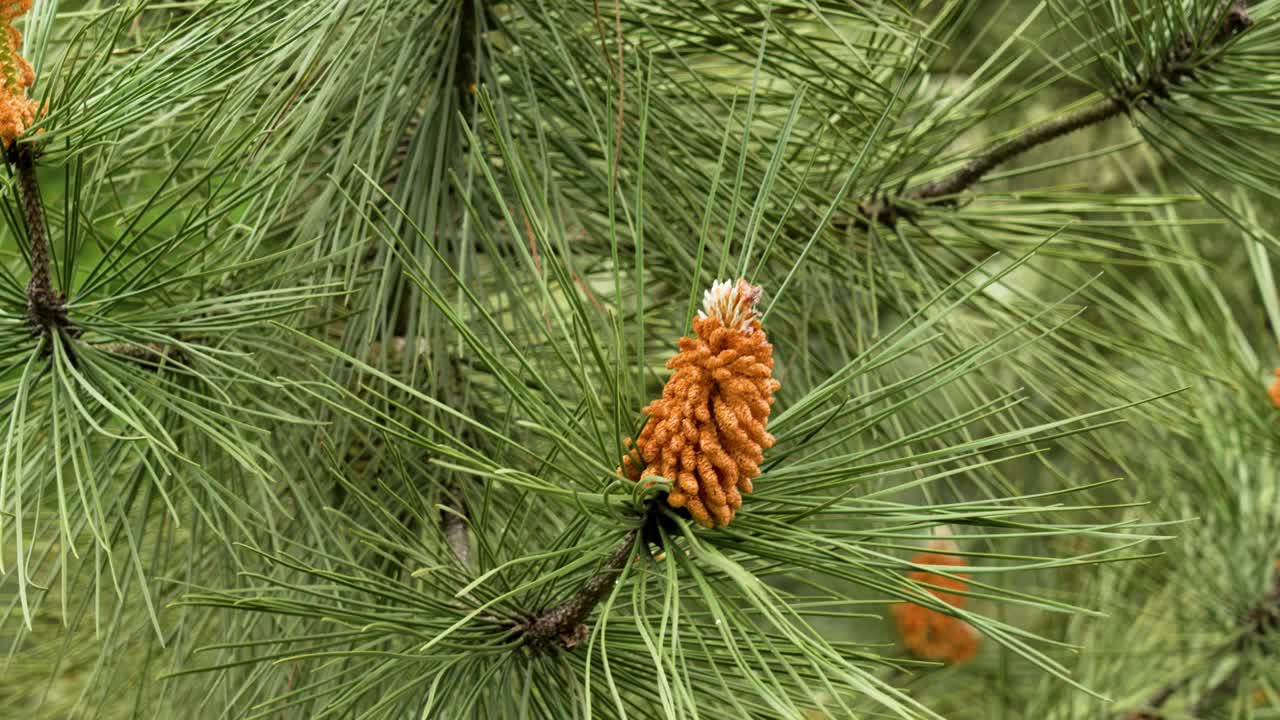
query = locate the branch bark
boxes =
[8,143,67,336]
[860,1,1252,226]
[519,528,638,652]
[908,99,1125,203]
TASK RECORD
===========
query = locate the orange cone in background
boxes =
[623,279,781,528]
[892,533,980,663]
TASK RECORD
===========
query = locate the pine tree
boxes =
[1,0,1278,717]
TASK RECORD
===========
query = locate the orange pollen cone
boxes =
[622,279,781,528]
[1269,369,1280,409]
[891,540,980,664]
[0,1,36,147]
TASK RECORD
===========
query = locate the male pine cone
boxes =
[623,279,781,528]
[0,0,36,145]
[891,537,980,664]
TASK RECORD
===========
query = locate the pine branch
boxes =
[9,139,188,368]
[441,486,472,567]
[518,528,638,652]
[457,0,482,109]
[860,0,1252,226]
[908,99,1125,203]
[94,341,188,370]
[1123,562,1280,719]
[8,143,69,337]
[1187,567,1280,716]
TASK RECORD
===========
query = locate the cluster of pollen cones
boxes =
[891,536,980,664]
[0,1,35,145]
[623,279,781,528]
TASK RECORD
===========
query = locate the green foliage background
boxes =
[0,0,1277,718]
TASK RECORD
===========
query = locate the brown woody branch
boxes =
[7,143,69,337]
[518,528,639,652]
[906,99,1126,204]
[7,145,190,367]
[859,1,1252,227]
[512,503,674,652]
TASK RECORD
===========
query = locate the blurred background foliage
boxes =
[0,0,1278,718]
